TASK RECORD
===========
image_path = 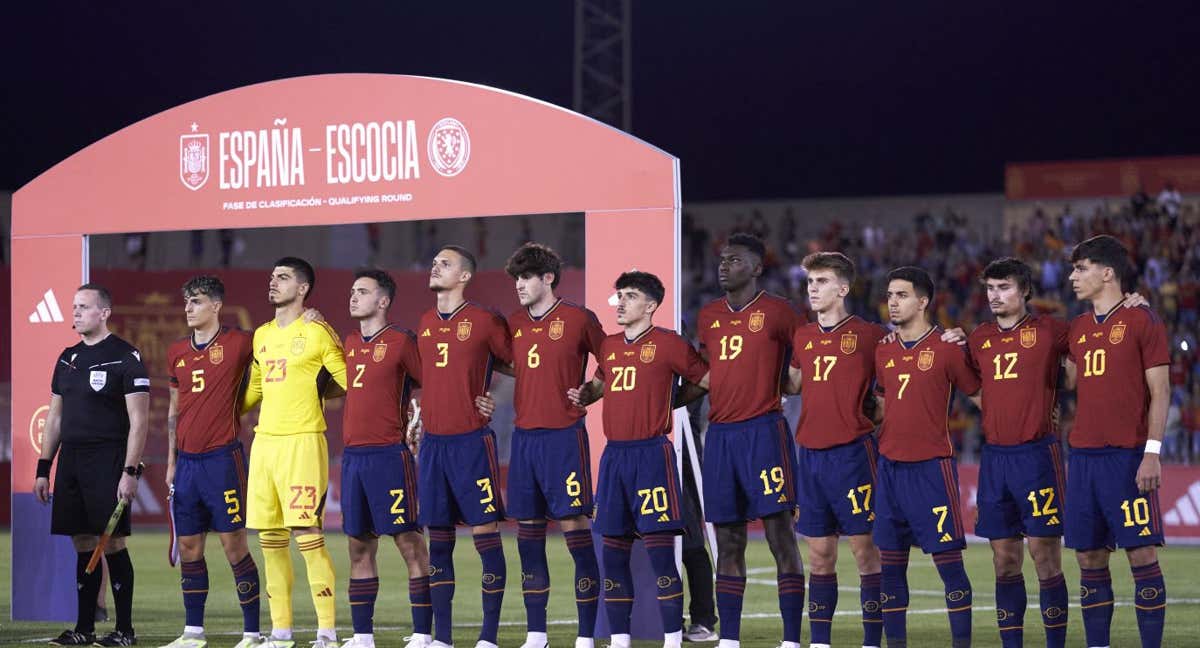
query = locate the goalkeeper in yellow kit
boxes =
[243,257,347,648]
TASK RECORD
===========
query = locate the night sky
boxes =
[3,2,1198,200]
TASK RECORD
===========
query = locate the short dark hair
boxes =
[77,283,112,308]
[506,242,563,289]
[182,275,225,301]
[1070,235,1131,285]
[274,256,316,295]
[802,251,856,283]
[439,245,477,273]
[887,266,935,302]
[354,268,397,304]
[725,233,766,261]
[981,257,1033,300]
[615,270,665,305]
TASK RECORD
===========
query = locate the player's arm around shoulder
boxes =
[314,320,348,392]
[242,326,268,414]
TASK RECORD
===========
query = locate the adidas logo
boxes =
[394,515,406,525]
[230,515,242,523]
[1047,515,1060,526]
[657,513,670,522]
[348,349,355,357]
[28,289,64,323]
[777,494,789,504]
[515,330,523,338]
[316,587,333,597]
[940,533,953,542]
[1139,527,1152,537]
[981,339,992,349]
[804,341,813,351]
[886,359,895,368]
[868,512,875,521]
[1077,334,1087,344]
[299,512,311,520]
[484,504,496,514]
[710,320,720,329]
[571,498,582,507]
[422,329,431,337]
[1163,480,1200,527]
[176,359,186,368]
[606,353,616,361]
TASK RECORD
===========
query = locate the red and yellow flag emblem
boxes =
[373,343,388,362]
[457,320,473,341]
[208,344,224,365]
[840,332,858,355]
[917,349,935,371]
[1020,327,1037,349]
[640,342,657,363]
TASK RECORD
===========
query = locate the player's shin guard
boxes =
[1038,573,1068,648]
[644,533,684,635]
[106,548,136,634]
[1079,566,1114,647]
[994,574,1026,648]
[517,522,550,633]
[861,571,883,647]
[564,529,600,638]
[296,533,337,631]
[180,558,209,629]
[807,572,837,645]
[348,577,378,635]
[715,575,746,641]
[75,551,102,634]
[1132,561,1166,648]
[777,572,806,644]
[601,536,634,636]
[231,554,261,634]
[409,575,433,636]
[259,530,295,631]
[473,531,506,645]
[428,527,456,644]
[933,550,972,647]
[880,550,910,645]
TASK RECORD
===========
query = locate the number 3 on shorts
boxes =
[477,477,494,504]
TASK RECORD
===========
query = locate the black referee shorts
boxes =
[51,444,131,537]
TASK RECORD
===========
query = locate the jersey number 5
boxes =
[191,369,205,393]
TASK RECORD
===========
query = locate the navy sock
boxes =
[933,550,972,646]
[861,572,883,647]
[880,549,910,644]
[348,577,378,635]
[106,548,135,634]
[1038,573,1068,648]
[410,575,432,636]
[180,558,209,629]
[428,527,457,644]
[715,574,746,640]
[474,532,506,644]
[1132,561,1166,648]
[75,552,101,635]
[808,572,837,645]
[995,573,1025,648]
[517,523,550,633]
[601,537,633,636]
[230,554,261,634]
[564,529,599,639]
[778,572,805,643]
[1080,566,1114,647]
[644,533,683,634]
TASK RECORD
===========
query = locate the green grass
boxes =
[1,530,1198,646]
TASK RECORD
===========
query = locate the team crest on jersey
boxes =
[640,343,656,363]
[748,312,765,333]
[457,321,472,341]
[549,320,565,340]
[840,332,858,355]
[373,343,388,362]
[1109,323,1126,345]
[917,349,935,371]
[1020,328,1037,349]
[208,344,224,365]
[291,337,307,355]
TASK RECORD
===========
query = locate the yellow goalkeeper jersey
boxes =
[245,316,347,436]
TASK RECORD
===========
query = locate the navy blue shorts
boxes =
[594,436,685,537]
[1065,447,1164,551]
[172,441,248,537]
[703,412,799,524]
[342,444,420,537]
[976,436,1066,539]
[417,427,505,528]
[507,421,594,521]
[796,434,879,538]
[873,455,967,554]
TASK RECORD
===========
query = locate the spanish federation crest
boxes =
[840,332,858,355]
[549,319,565,341]
[917,349,935,371]
[640,342,657,364]
[291,337,307,356]
[373,343,388,362]
[208,344,224,365]
[1020,327,1037,349]
[457,320,473,341]
[748,312,765,333]
[179,130,209,191]
[1109,323,1126,345]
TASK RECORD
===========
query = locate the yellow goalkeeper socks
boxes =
[297,533,337,631]
[258,529,294,632]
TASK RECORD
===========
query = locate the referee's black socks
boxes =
[106,548,135,634]
[74,552,102,634]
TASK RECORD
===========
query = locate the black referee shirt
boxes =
[51,333,150,448]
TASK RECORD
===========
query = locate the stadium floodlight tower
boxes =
[574,0,632,132]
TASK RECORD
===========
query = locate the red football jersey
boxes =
[597,327,709,441]
[167,327,253,454]
[791,316,887,449]
[1067,304,1170,448]
[416,302,513,436]
[874,327,982,461]
[342,325,422,447]
[697,292,801,423]
[509,299,606,429]
[968,313,1069,445]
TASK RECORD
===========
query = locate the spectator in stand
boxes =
[1158,181,1183,220]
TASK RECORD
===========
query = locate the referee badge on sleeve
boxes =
[90,370,107,391]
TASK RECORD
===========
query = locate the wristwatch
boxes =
[123,463,144,479]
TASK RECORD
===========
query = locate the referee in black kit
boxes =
[33,284,150,647]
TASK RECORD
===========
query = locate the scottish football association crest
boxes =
[917,349,935,371]
[840,332,858,355]
[640,343,657,363]
[373,343,388,362]
[457,320,473,341]
[1109,323,1126,345]
[1020,328,1037,349]
[180,128,209,191]
[428,117,471,177]
[549,320,565,341]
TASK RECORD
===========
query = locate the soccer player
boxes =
[872,267,980,648]
[243,257,348,648]
[690,234,808,648]
[1064,235,1170,648]
[339,269,431,648]
[500,243,605,648]
[786,252,885,648]
[162,276,263,648]
[415,245,513,648]
[569,271,710,648]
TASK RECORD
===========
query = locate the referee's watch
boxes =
[123,464,144,479]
